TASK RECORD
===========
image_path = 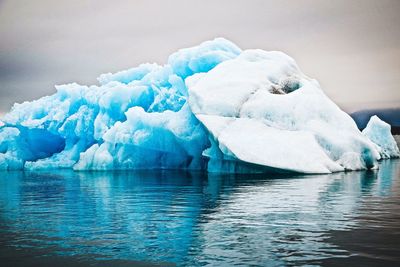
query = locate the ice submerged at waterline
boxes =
[0,38,398,173]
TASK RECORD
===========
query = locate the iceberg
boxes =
[0,38,396,173]
[362,115,400,159]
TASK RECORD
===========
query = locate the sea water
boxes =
[0,160,399,266]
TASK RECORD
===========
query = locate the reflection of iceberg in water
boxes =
[190,161,400,266]
[0,160,399,265]
[375,159,397,196]
[0,171,209,263]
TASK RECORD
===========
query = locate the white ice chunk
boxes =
[362,115,400,159]
[188,49,380,173]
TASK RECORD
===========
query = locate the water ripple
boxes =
[0,160,399,266]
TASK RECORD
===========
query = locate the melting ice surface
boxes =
[0,38,398,173]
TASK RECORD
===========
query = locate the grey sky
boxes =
[0,0,399,114]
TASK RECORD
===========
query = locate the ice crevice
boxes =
[0,38,398,173]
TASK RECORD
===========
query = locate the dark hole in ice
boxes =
[281,78,301,93]
[270,77,301,95]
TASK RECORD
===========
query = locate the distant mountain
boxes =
[350,108,400,134]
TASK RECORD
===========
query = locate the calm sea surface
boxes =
[0,160,399,266]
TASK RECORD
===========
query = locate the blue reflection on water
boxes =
[0,160,399,266]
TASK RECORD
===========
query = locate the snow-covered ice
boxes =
[187,50,383,173]
[0,38,397,173]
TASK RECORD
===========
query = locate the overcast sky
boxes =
[0,0,399,114]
